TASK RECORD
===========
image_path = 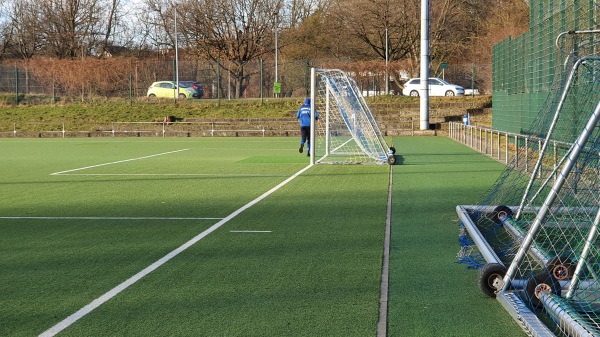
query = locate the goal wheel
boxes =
[478,263,507,297]
[387,155,396,165]
[491,205,513,225]
[547,256,575,281]
[525,272,561,309]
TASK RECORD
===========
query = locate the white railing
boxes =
[449,122,573,175]
[0,120,299,138]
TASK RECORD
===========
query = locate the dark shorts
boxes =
[300,126,310,143]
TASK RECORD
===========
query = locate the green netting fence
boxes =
[492,0,598,134]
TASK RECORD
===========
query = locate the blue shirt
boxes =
[296,104,318,127]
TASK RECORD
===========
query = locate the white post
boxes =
[174,3,179,98]
[274,13,279,98]
[385,28,389,95]
[325,80,330,156]
[310,68,316,165]
[419,0,430,130]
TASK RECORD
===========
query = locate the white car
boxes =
[402,78,464,97]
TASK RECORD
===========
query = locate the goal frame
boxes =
[309,67,393,165]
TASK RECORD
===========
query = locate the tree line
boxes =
[0,0,529,98]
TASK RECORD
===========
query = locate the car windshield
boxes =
[178,82,191,88]
[437,78,451,85]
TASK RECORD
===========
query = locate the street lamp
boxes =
[274,12,279,98]
[385,27,389,95]
[173,1,179,100]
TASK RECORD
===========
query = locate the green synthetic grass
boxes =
[1,136,529,336]
[388,137,526,337]
[0,137,389,336]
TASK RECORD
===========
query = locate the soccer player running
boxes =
[296,98,319,156]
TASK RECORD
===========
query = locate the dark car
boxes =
[178,81,204,98]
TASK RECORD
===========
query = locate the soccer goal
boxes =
[456,30,600,337]
[308,68,395,165]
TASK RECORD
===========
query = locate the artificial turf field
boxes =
[0,136,526,336]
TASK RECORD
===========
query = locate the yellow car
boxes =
[147,81,196,99]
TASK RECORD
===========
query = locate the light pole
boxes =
[385,27,389,95]
[174,2,179,99]
[274,12,279,98]
[420,0,430,130]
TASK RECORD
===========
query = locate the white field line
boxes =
[50,149,189,175]
[229,230,272,233]
[39,163,313,337]
[53,173,287,177]
[1,216,222,220]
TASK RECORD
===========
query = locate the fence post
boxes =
[260,59,264,104]
[505,134,509,164]
[15,65,19,105]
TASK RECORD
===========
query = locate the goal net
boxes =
[456,30,600,337]
[310,68,393,165]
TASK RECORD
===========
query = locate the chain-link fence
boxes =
[0,57,491,104]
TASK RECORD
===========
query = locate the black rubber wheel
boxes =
[409,90,419,97]
[525,272,561,309]
[389,146,396,155]
[387,155,396,165]
[445,90,455,96]
[547,256,575,281]
[492,205,513,225]
[478,263,507,297]
[178,93,187,99]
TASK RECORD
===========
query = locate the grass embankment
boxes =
[0,94,491,122]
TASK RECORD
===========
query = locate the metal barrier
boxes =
[449,122,571,175]
[0,121,298,138]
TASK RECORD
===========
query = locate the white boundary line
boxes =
[50,149,189,175]
[39,164,313,337]
[52,173,288,177]
[1,216,222,220]
[377,165,393,337]
[229,230,272,233]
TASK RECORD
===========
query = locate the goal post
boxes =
[309,68,395,165]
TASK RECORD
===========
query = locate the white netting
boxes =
[312,68,391,165]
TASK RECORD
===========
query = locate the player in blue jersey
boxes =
[296,98,319,156]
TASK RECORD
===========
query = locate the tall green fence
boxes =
[492,0,598,134]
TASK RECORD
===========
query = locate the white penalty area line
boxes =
[229,230,272,233]
[50,149,189,176]
[39,163,314,337]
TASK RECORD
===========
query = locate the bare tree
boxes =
[285,0,330,28]
[5,0,42,59]
[331,0,420,62]
[172,0,283,98]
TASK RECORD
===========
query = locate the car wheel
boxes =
[445,90,455,96]
[178,93,187,99]
[148,94,156,98]
[409,90,419,97]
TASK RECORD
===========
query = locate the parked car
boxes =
[147,81,196,99]
[402,78,465,97]
[178,81,204,98]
